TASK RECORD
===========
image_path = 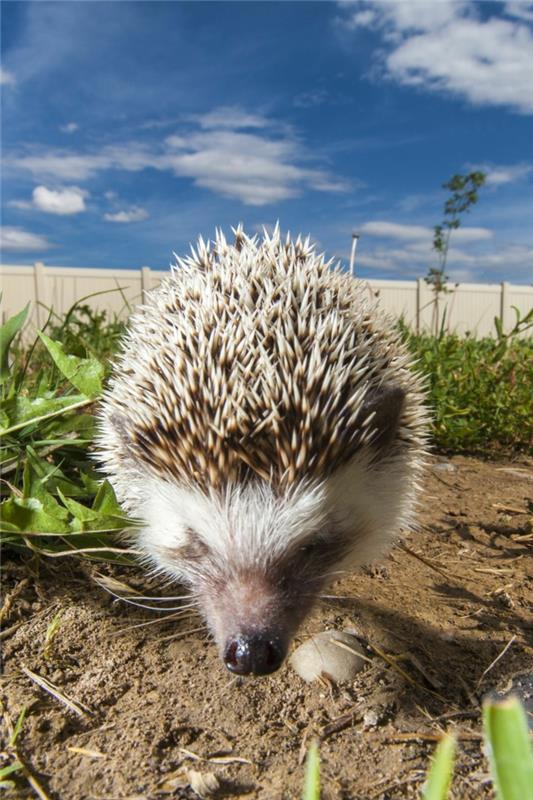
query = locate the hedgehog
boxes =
[96,225,428,677]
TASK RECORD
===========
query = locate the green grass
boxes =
[301,697,533,799]
[0,302,133,563]
[401,308,532,454]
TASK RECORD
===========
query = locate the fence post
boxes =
[416,278,434,333]
[33,261,49,328]
[500,281,509,334]
[416,278,422,333]
[141,266,151,303]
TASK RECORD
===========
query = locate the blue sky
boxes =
[1,1,532,283]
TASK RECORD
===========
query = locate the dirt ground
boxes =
[1,454,532,800]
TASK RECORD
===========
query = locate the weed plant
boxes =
[0,303,133,562]
[401,308,532,454]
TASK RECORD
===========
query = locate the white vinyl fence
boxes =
[1,262,532,338]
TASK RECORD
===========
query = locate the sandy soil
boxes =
[1,455,532,800]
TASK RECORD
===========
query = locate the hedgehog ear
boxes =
[361,385,405,453]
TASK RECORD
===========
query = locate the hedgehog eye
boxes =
[301,540,324,556]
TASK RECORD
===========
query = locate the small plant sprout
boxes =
[44,610,63,660]
[427,171,486,335]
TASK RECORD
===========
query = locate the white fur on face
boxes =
[137,475,327,582]
[107,447,424,655]
[129,443,419,587]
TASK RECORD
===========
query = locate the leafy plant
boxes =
[0,306,134,564]
[400,314,532,454]
[45,300,126,360]
[426,171,486,334]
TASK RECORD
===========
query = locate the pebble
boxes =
[289,630,366,684]
[433,462,456,473]
[362,710,379,729]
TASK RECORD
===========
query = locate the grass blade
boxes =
[302,740,320,800]
[422,733,456,799]
[0,304,30,384]
[483,696,533,800]
[9,706,28,747]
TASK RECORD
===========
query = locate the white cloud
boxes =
[0,226,52,252]
[9,153,112,181]
[339,1,533,114]
[9,108,350,206]
[32,185,88,215]
[355,233,532,280]
[452,227,494,244]
[469,162,533,186]
[0,67,16,85]
[358,220,492,243]
[451,242,533,269]
[359,221,431,240]
[195,107,270,130]
[352,218,517,278]
[357,240,533,280]
[8,185,88,215]
[7,199,33,211]
[163,128,351,204]
[293,89,329,108]
[60,122,79,133]
[505,2,533,23]
[352,1,468,34]
[104,206,149,223]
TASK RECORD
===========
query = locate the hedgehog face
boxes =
[133,451,416,675]
[137,478,339,674]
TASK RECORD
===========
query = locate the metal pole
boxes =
[349,233,359,277]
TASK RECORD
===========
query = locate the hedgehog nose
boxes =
[223,634,284,676]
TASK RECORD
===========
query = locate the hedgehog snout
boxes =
[198,567,312,675]
[223,633,285,676]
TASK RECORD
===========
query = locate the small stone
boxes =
[433,462,456,473]
[289,630,366,684]
[362,710,379,729]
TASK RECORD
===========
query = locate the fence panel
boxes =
[1,263,531,338]
[442,282,502,338]
[363,279,420,328]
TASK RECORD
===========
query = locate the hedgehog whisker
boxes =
[319,594,359,601]
[98,582,196,612]
[321,569,350,578]
[117,600,197,612]
[122,594,193,602]
[111,609,199,635]
[156,625,208,643]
